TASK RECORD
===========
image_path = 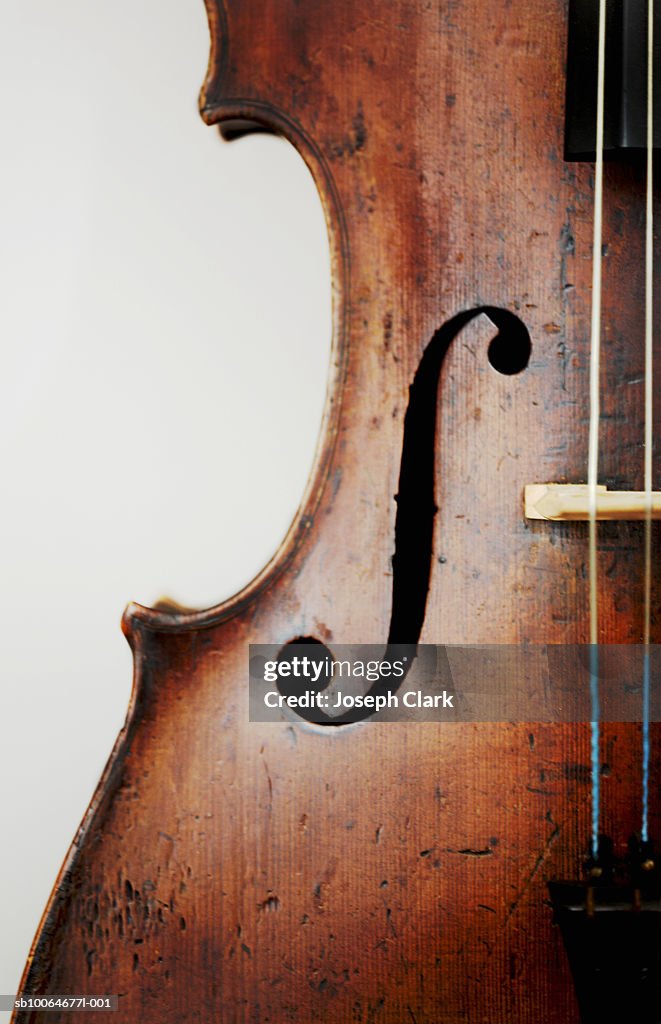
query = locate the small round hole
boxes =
[487,326,531,375]
[276,636,333,699]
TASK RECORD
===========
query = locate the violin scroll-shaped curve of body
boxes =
[12,2,661,1022]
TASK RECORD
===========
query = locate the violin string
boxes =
[642,0,654,845]
[587,0,607,862]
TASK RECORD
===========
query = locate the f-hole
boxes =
[391,306,531,643]
[288,306,531,726]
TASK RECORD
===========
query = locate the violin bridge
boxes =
[525,484,661,522]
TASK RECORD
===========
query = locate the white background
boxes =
[0,0,330,1003]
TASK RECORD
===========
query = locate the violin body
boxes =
[15,2,661,1021]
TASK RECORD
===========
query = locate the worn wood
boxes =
[13,2,661,1021]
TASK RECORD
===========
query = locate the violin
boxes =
[13,1,661,1021]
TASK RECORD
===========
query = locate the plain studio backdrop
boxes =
[0,1,330,1006]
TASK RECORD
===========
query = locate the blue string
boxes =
[642,647,651,843]
[590,644,600,859]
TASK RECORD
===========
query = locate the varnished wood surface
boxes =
[14,2,661,1021]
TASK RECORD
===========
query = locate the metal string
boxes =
[642,0,654,844]
[588,0,608,862]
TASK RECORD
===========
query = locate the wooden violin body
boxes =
[15,2,661,1021]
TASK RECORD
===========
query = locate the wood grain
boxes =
[13,2,661,1020]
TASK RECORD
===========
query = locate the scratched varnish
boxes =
[14,2,661,1021]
